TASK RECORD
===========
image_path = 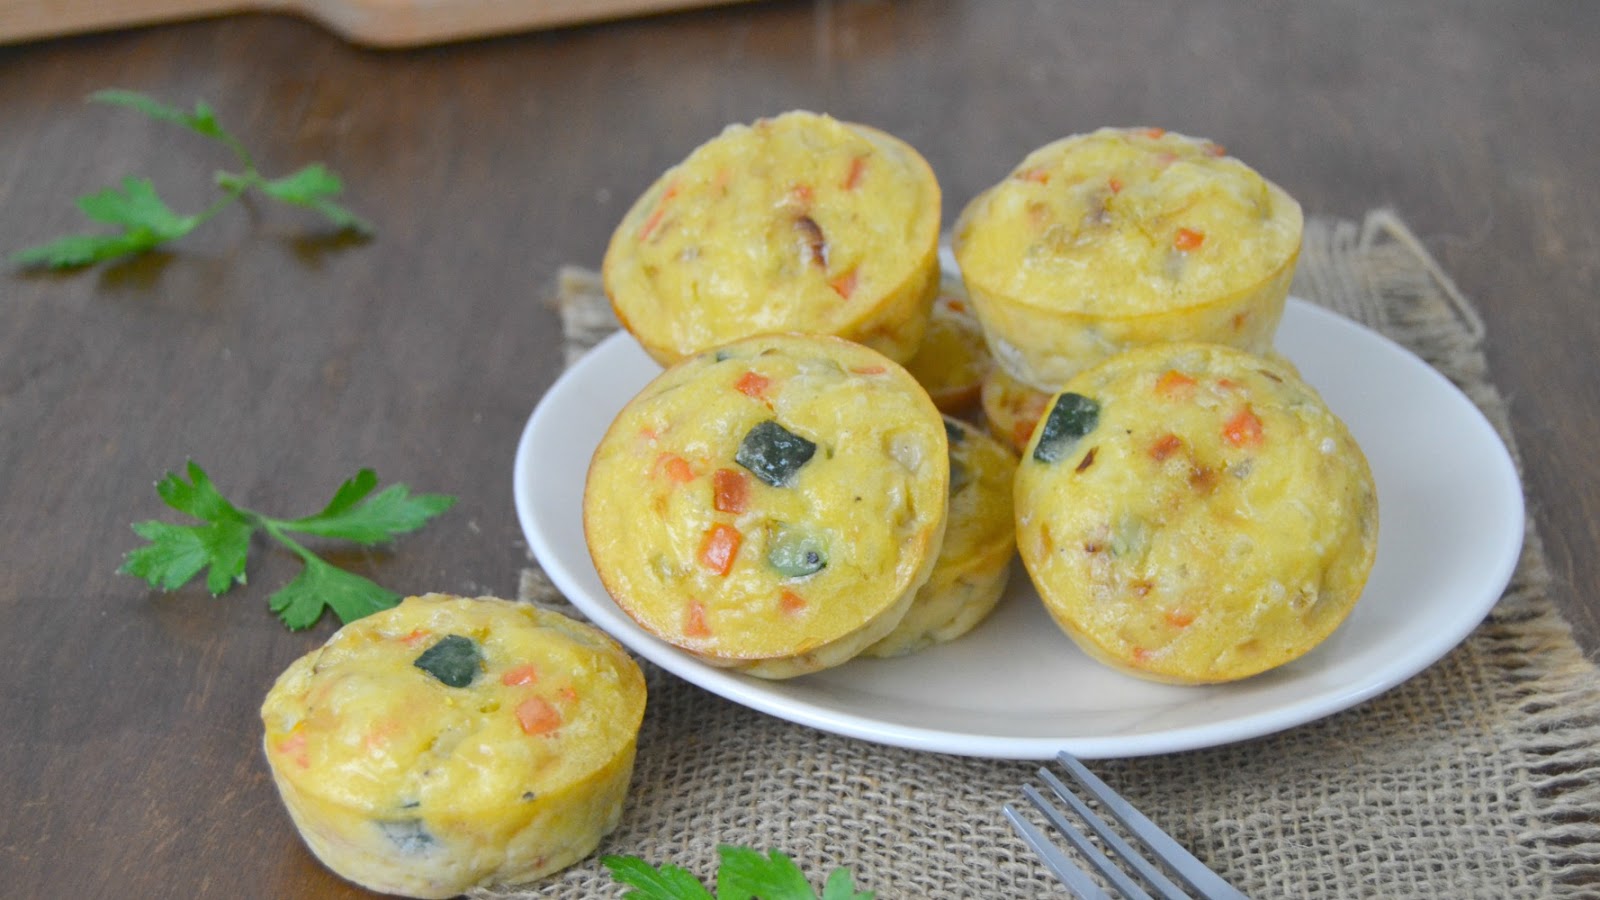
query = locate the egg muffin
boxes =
[603,111,943,366]
[584,333,949,679]
[260,594,647,898]
[865,417,1017,658]
[981,365,1054,454]
[953,127,1303,390]
[1014,344,1377,684]
[902,274,994,413]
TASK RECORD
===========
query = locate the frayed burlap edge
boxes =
[484,211,1600,898]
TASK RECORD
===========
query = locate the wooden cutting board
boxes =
[0,0,752,47]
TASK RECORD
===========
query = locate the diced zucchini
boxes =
[767,524,827,577]
[378,819,435,854]
[736,420,817,488]
[1033,393,1100,463]
[413,634,481,688]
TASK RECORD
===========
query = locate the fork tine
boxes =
[1003,802,1114,900]
[1023,783,1156,900]
[1054,752,1249,900]
[1037,769,1186,900]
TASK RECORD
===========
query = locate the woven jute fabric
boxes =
[487,211,1600,899]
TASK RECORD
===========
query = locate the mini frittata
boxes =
[865,417,1017,658]
[260,594,647,898]
[953,127,1303,390]
[584,333,949,679]
[1014,344,1377,684]
[902,274,994,413]
[603,111,943,366]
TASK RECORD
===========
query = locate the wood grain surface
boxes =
[1,2,1596,896]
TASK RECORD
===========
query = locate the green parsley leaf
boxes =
[89,90,228,141]
[11,232,163,269]
[259,163,374,235]
[120,461,452,630]
[284,468,456,544]
[12,89,370,270]
[717,847,822,900]
[75,176,200,239]
[602,847,871,900]
[268,556,400,631]
[156,460,249,523]
[601,855,715,900]
[122,518,252,595]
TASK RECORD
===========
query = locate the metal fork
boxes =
[1004,751,1249,900]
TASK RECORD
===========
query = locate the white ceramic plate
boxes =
[513,298,1524,759]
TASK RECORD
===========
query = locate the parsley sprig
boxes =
[603,846,873,900]
[120,462,454,630]
[13,90,371,270]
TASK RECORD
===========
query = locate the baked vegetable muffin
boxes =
[902,274,994,413]
[261,594,647,898]
[584,333,949,679]
[981,365,1053,454]
[602,111,943,366]
[865,417,1017,658]
[1014,344,1377,684]
[953,127,1303,390]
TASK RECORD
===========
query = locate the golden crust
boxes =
[865,417,1017,657]
[953,127,1303,390]
[1014,344,1377,684]
[583,333,948,678]
[602,111,942,366]
[260,594,647,898]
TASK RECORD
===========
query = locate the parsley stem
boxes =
[259,519,320,565]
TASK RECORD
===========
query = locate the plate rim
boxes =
[513,298,1525,759]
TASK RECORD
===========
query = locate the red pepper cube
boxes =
[1149,433,1184,462]
[500,664,539,686]
[515,696,562,735]
[712,468,749,514]
[698,523,742,576]
[683,600,712,637]
[1173,227,1205,252]
[1154,370,1197,399]
[1223,408,1264,448]
[735,370,770,398]
[829,268,858,300]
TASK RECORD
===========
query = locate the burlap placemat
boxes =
[492,210,1600,899]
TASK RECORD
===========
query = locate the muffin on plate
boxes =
[260,594,647,899]
[902,273,994,413]
[603,111,943,366]
[953,126,1303,390]
[584,332,949,679]
[1014,343,1377,684]
[864,416,1017,658]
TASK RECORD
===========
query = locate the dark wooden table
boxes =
[3,2,1596,896]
